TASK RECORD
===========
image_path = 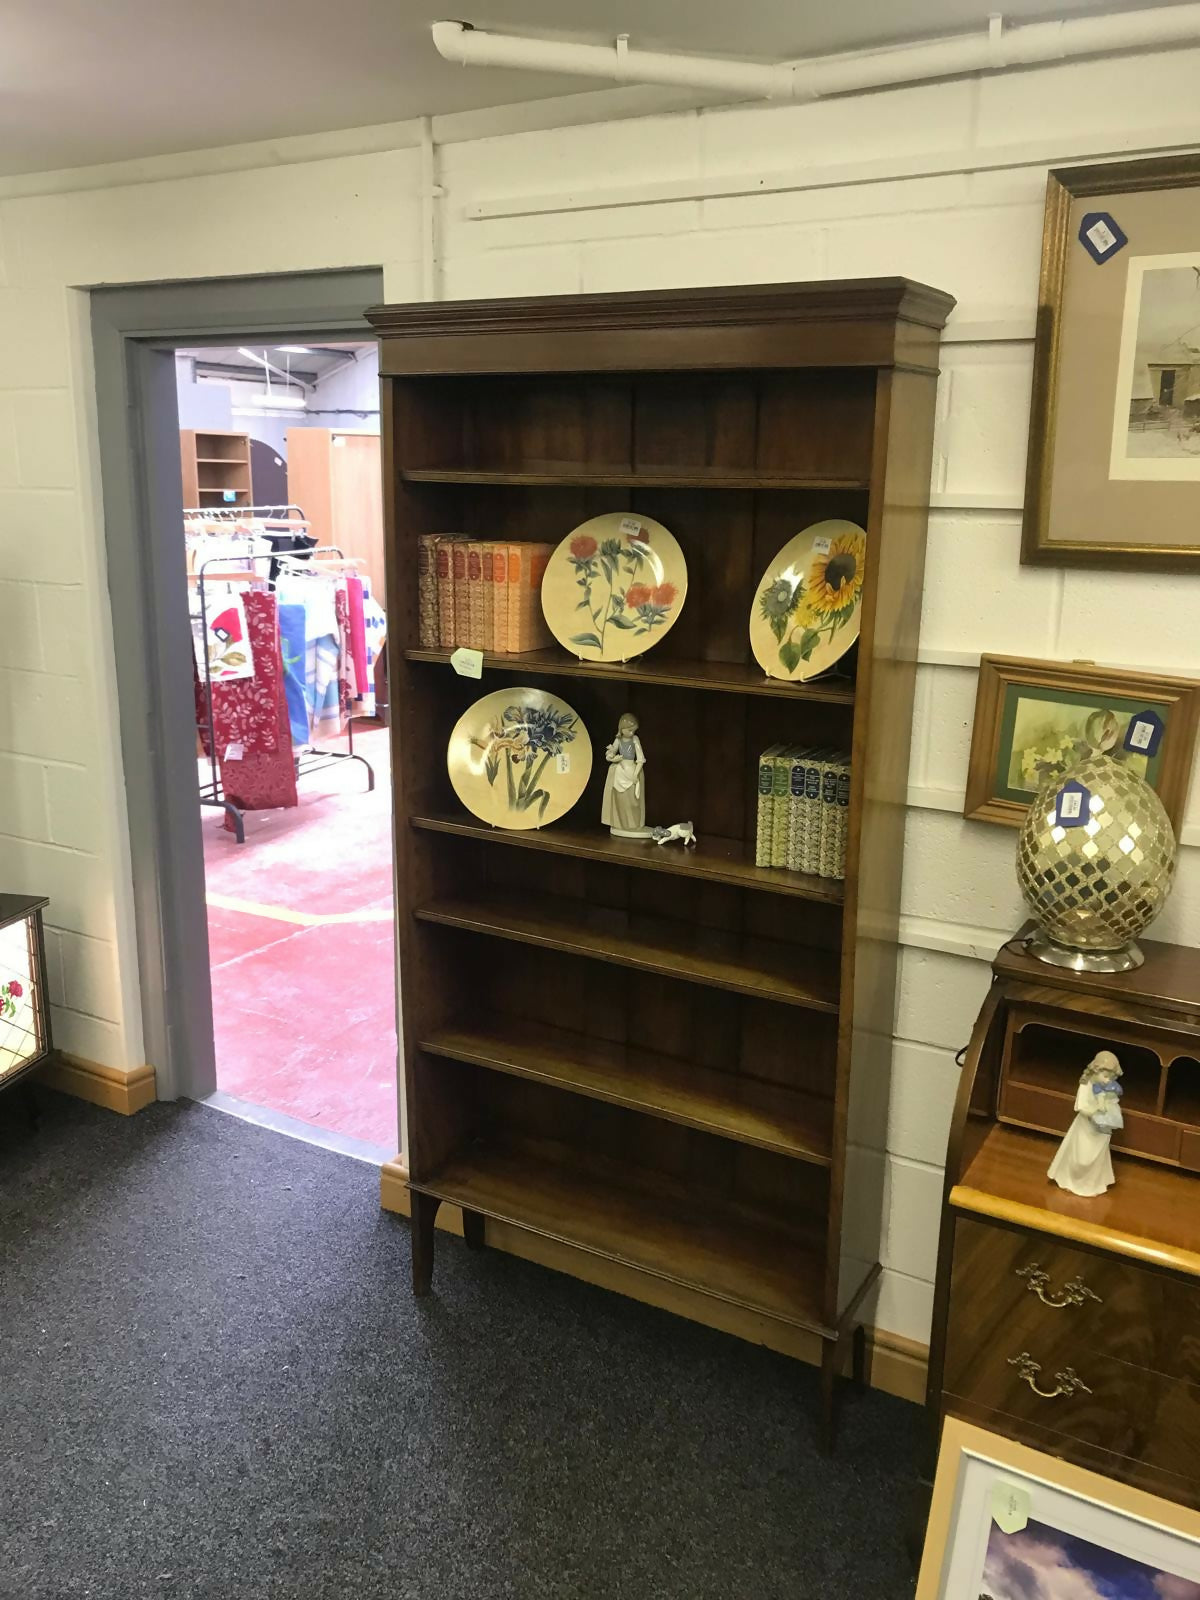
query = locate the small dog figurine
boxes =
[652,821,697,848]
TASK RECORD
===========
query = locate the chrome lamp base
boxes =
[1027,928,1144,974]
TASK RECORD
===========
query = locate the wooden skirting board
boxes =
[37,1054,157,1117]
[380,1159,928,1404]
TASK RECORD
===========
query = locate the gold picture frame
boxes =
[918,1418,1200,1600]
[1022,153,1200,570]
[964,654,1200,828]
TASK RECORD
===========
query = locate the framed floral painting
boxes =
[963,655,1199,828]
[918,1418,1200,1600]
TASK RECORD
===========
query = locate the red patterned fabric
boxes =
[216,592,298,827]
[210,591,280,755]
[347,575,368,703]
[335,584,354,722]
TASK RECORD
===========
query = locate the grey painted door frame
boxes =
[90,268,385,1102]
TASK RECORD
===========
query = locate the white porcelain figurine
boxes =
[653,820,697,848]
[1046,1050,1124,1197]
[601,712,652,839]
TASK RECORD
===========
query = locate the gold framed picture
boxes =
[1022,153,1200,570]
[963,654,1199,828]
[917,1418,1200,1600]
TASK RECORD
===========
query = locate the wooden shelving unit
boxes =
[368,278,954,1448]
[180,428,252,508]
[403,644,857,702]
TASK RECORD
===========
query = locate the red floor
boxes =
[202,727,398,1148]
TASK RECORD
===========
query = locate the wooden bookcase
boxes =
[367,279,954,1446]
[180,428,252,508]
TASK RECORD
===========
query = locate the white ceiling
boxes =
[0,0,1175,178]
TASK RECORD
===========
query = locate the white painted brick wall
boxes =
[0,45,1197,1343]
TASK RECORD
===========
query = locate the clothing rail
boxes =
[273,545,376,799]
[193,541,374,845]
[184,503,308,524]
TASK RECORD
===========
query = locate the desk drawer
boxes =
[947,1216,1200,1387]
[944,1350,1200,1482]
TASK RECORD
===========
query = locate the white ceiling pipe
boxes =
[431,6,1200,105]
[431,19,797,98]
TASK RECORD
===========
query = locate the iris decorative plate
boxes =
[541,512,687,662]
[447,687,592,830]
[750,520,866,682]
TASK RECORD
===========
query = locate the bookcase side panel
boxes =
[829,365,941,1320]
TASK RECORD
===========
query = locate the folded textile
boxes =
[210,590,281,755]
[335,584,354,726]
[217,592,297,825]
[277,602,311,748]
[347,575,369,703]
[306,636,342,741]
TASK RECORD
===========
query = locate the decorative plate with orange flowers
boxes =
[750,520,866,682]
[540,512,688,663]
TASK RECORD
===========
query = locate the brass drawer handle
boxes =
[1007,1352,1093,1400]
[1016,1263,1102,1309]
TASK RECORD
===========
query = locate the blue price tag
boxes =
[1078,211,1127,264]
[1054,779,1090,829]
[1123,709,1163,758]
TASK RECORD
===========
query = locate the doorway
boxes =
[177,339,396,1151]
[90,271,401,1162]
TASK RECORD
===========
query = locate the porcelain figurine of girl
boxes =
[601,712,651,839]
[1047,1050,1124,1197]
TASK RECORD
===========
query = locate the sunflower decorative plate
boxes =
[447,687,593,830]
[540,511,687,663]
[750,520,866,682]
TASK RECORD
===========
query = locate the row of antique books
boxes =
[755,745,851,880]
[417,534,553,654]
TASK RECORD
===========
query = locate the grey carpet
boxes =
[0,1090,920,1600]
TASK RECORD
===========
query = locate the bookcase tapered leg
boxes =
[410,1191,441,1296]
[818,1337,839,1456]
[852,1322,867,1392]
[462,1208,486,1250]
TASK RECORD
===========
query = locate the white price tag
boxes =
[224,742,244,762]
[556,752,571,774]
[450,648,483,679]
[1128,718,1154,751]
[990,1481,1030,1535]
[1058,790,1082,821]
[812,535,832,555]
[1086,218,1117,254]
[332,435,347,448]
[619,517,642,538]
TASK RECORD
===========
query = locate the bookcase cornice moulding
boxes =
[370,277,954,377]
[368,275,954,1451]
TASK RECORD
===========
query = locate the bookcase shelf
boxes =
[410,813,845,903]
[369,276,954,1451]
[402,466,870,491]
[421,1017,835,1163]
[403,645,857,703]
[414,891,842,1010]
[409,1137,832,1333]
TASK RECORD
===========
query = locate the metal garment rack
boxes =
[187,506,375,845]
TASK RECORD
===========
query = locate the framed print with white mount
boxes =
[1022,154,1200,571]
[917,1418,1200,1600]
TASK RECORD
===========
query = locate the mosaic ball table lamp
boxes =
[0,893,52,1093]
[1015,714,1176,974]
